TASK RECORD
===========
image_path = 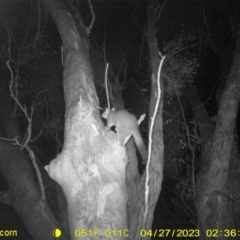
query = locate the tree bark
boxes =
[140,0,164,235]
[42,1,128,239]
[196,24,240,239]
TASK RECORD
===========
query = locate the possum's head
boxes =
[102,108,115,128]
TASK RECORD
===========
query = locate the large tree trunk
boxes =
[196,24,240,239]
[42,1,128,239]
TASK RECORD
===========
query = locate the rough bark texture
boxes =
[196,24,240,239]
[42,1,128,239]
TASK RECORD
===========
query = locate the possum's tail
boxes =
[133,130,148,164]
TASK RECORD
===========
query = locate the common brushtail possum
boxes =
[104,109,147,163]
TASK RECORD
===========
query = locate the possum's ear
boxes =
[102,108,115,119]
[102,108,110,119]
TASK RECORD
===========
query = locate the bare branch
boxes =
[87,0,95,34]
[2,27,46,202]
[155,0,168,22]
[105,63,110,109]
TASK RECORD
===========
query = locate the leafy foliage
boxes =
[163,31,199,95]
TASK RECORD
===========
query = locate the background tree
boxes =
[196,24,240,238]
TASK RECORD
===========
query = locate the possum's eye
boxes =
[110,125,116,133]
